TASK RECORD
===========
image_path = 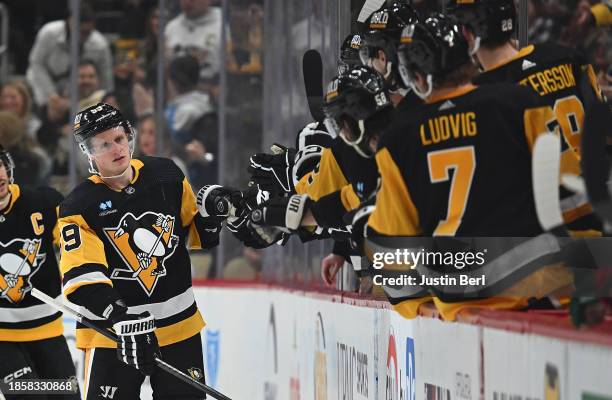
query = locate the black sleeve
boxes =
[310,190,349,228]
[66,283,124,320]
[332,240,352,260]
[38,186,64,208]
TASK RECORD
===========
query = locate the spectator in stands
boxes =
[165,0,225,88]
[166,55,218,188]
[135,113,188,176]
[227,3,263,73]
[26,2,113,108]
[562,0,612,43]
[527,0,567,44]
[0,111,51,186]
[78,59,107,110]
[37,59,111,176]
[137,5,162,89]
[117,0,158,39]
[0,80,41,141]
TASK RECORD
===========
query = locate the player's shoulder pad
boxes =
[59,180,98,218]
[35,186,64,208]
[139,155,185,185]
[329,136,347,161]
[531,42,581,65]
[378,106,419,156]
[394,90,424,113]
[18,185,63,211]
[477,83,547,111]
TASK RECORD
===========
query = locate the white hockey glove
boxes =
[250,194,312,231]
[295,121,335,150]
[112,311,160,375]
[196,185,245,220]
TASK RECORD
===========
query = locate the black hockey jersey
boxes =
[369,83,554,237]
[59,156,218,349]
[474,43,604,229]
[298,137,379,229]
[0,184,64,341]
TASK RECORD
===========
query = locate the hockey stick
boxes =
[357,0,386,22]
[1,241,37,298]
[303,49,325,122]
[532,132,569,235]
[30,288,232,400]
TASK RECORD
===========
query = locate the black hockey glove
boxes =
[112,311,160,375]
[248,144,297,196]
[349,201,376,252]
[250,194,312,231]
[225,185,286,248]
[196,185,245,221]
[228,213,287,249]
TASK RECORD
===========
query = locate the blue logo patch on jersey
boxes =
[206,330,221,388]
[355,182,365,197]
[99,201,117,216]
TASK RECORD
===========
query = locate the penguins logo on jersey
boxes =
[104,212,179,296]
[0,238,45,304]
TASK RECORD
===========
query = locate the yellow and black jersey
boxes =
[58,156,217,349]
[297,140,349,202]
[299,137,379,228]
[473,43,604,230]
[0,184,64,341]
[369,83,554,237]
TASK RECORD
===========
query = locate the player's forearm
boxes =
[66,282,124,320]
[191,215,222,249]
[306,190,350,228]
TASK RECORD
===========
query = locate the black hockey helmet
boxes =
[0,144,15,184]
[360,1,419,88]
[397,13,470,98]
[446,0,516,51]
[73,103,136,173]
[338,33,363,75]
[323,66,393,158]
[73,103,132,145]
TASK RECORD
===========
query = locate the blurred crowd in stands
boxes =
[2,0,264,192]
[2,0,264,278]
[0,0,610,285]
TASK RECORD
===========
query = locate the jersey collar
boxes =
[486,44,535,73]
[2,184,20,215]
[426,84,477,104]
[88,159,145,190]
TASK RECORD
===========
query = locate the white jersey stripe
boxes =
[63,271,110,294]
[81,287,196,322]
[0,295,62,323]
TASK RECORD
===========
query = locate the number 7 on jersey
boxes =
[427,146,476,236]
